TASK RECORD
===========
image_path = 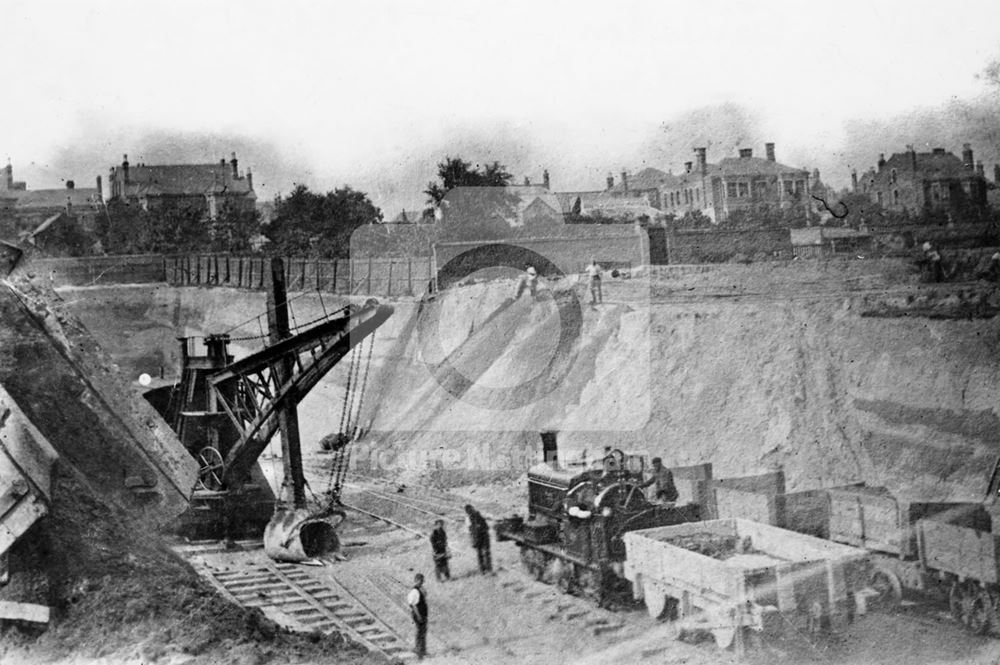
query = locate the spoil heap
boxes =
[360,270,1000,501]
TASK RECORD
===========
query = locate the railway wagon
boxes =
[711,471,1000,635]
[918,504,1000,634]
[623,518,873,651]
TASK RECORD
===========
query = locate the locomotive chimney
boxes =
[540,431,558,464]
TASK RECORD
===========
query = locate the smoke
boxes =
[839,93,1000,176]
[27,114,314,203]
[635,103,766,169]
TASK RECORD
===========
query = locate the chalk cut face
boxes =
[351,186,650,432]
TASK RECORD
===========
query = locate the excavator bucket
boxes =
[263,507,346,562]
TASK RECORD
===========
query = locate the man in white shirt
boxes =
[407,573,428,658]
[585,260,603,304]
[516,264,539,299]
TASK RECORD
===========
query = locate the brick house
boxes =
[858,144,988,217]
[107,153,256,219]
[657,144,811,223]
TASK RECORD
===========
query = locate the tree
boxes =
[424,157,519,241]
[265,184,382,258]
[210,205,262,253]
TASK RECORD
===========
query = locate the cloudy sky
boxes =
[3,0,1000,216]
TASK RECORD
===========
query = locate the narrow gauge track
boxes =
[197,559,415,661]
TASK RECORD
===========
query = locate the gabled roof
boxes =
[15,188,101,210]
[881,151,977,180]
[715,156,808,177]
[119,163,254,198]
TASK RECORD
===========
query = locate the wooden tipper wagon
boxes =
[623,518,873,650]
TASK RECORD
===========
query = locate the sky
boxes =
[2,0,1000,216]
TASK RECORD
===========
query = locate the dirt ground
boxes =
[0,469,383,665]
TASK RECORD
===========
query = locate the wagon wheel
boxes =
[196,446,225,491]
[967,589,992,635]
[868,566,903,610]
[643,578,669,619]
[555,562,575,594]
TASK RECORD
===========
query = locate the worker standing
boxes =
[464,504,492,574]
[921,242,944,283]
[407,573,428,659]
[585,259,603,304]
[430,519,451,582]
[515,264,538,300]
[641,457,678,504]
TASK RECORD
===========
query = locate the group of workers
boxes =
[406,457,676,659]
[407,504,492,659]
[921,241,1000,284]
[514,259,605,305]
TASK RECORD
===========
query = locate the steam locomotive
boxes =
[495,432,701,606]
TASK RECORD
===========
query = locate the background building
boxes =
[859,144,988,217]
[108,153,256,219]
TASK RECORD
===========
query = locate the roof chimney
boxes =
[96,175,103,200]
[523,176,530,186]
[694,147,707,175]
[122,154,129,184]
[877,153,886,171]
[963,143,974,170]
[932,147,946,155]
[246,168,253,190]
[543,169,550,189]
[684,161,693,174]
[765,142,776,162]
[907,145,916,170]
[65,180,74,190]
[976,161,985,177]
[231,152,239,179]
[621,169,628,192]
[738,148,753,159]
[851,169,858,192]
[606,173,614,189]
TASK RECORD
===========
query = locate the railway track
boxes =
[196,559,415,661]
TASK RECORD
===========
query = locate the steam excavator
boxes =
[149,257,392,560]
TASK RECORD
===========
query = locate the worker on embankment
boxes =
[464,504,493,574]
[641,457,678,504]
[585,259,603,305]
[430,519,451,582]
[920,242,945,283]
[515,264,538,300]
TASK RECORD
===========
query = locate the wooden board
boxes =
[919,512,1000,583]
[828,487,904,555]
[0,601,49,624]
